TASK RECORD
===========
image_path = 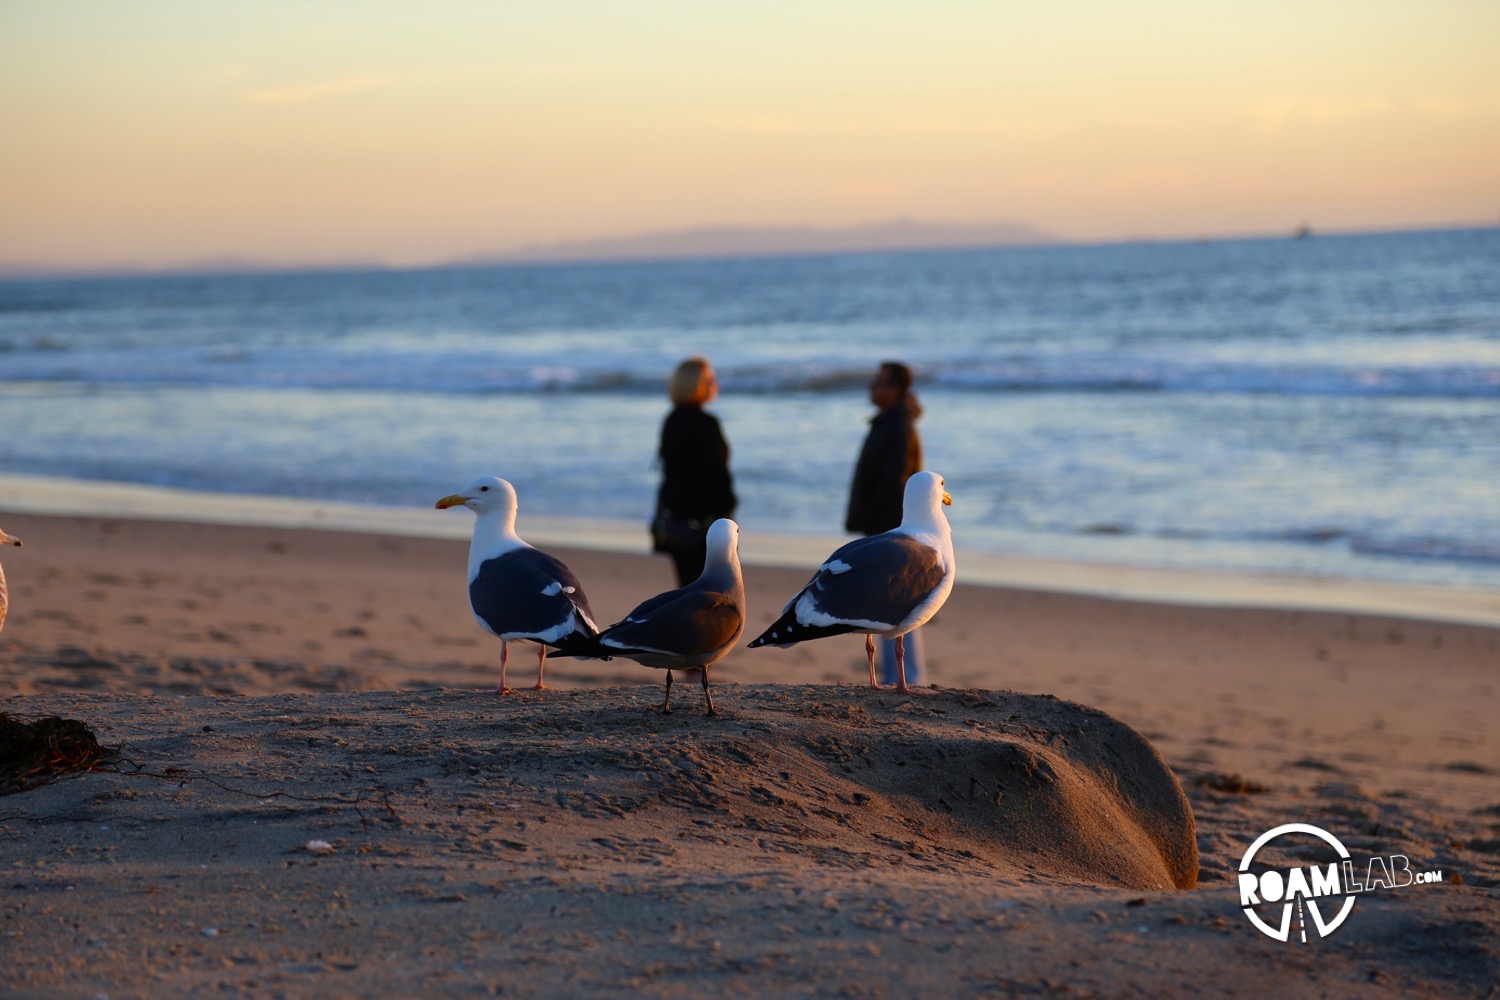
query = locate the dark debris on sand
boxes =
[0,712,116,795]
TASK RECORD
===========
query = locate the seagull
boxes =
[551,518,744,716]
[0,525,21,634]
[436,477,599,694]
[747,471,954,694]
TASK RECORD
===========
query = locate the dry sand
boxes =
[1,511,1497,997]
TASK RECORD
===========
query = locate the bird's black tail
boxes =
[546,634,613,660]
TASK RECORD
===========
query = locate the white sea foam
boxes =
[2,229,1498,592]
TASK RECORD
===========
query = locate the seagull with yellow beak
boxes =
[436,477,599,694]
[748,472,954,694]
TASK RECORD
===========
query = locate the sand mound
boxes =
[8,683,1196,892]
[9,687,1499,996]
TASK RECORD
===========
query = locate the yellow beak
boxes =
[942,491,953,506]
[434,494,469,510]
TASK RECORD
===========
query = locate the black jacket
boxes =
[656,404,736,523]
[845,396,923,535]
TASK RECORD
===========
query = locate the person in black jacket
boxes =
[846,360,927,685]
[653,357,737,586]
[846,361,923,535]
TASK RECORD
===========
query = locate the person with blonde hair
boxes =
[652,357,737,586]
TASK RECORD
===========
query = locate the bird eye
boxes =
[480,486,489,492]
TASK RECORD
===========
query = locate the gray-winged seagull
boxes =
[551,518,744,716]
[747,471,953,694]
[436,477,600,694]
[0,525,21,634]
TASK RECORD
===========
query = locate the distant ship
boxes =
[1293,223,1314,240]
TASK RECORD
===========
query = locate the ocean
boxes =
[2,227,1498,592]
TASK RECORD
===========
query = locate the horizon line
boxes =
[2,217,1495,282]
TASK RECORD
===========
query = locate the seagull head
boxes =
[435,476,519,518]
[706,518,740,566]
[0,526,20,548]
[902,471,953,527]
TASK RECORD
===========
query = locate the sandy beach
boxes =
[1,508,1497,997]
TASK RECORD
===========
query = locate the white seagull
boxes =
[552,518,744,716]
[436,477,599,694]
[747,471,954,694]
[0,524,21,634]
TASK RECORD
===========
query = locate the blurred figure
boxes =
[846,360,926,685]
[0,524,21,635]
[652,357,737,586]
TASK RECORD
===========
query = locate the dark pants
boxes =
[666,531,707,587]
[878,628,924,686]
[653,514,710,587]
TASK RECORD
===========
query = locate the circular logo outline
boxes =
[1239,822,1357,942]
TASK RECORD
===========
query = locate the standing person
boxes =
[846,360,927,685]
[652,357,737,587]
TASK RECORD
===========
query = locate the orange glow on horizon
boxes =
[1,1,1496,270]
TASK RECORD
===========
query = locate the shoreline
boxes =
[4,472,1499,629]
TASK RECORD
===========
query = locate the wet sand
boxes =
[0,509,1496,997]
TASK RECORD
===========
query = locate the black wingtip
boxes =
[546,642,612,662]
[746,620,790,648]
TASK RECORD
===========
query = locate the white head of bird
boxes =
[704,518,741,575]
[903,471,953,538]
[435,476,525,574]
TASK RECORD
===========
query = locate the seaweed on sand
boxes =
[0,713,116,795]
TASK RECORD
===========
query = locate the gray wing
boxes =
[469,548,597,642]
[599,587,744,658]
[794,533,944,629]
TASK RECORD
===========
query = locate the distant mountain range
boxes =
[0,220,1055,278]
[6,220,1493,279]
[469,218,1058,265]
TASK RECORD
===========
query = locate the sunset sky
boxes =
[2,1,1497,270]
